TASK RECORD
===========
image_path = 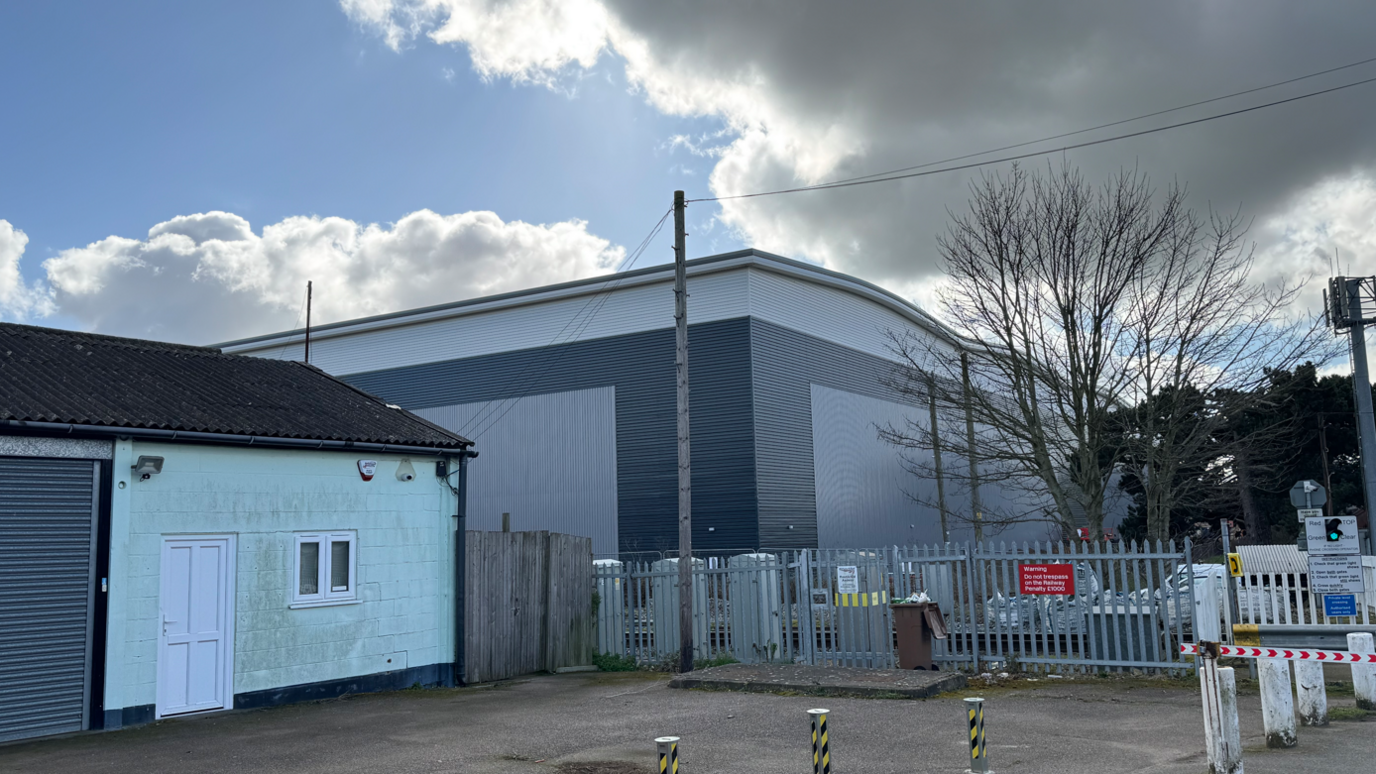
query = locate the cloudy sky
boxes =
[2,1,1375,345]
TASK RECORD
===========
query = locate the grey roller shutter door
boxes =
[0,457,99,743]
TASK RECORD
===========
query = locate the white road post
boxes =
[1216,667,1244,774]
[1258,658,1297,748]
[1294,660,1328,726]
[1197,642,1225,772]
[1350,632,1376,711]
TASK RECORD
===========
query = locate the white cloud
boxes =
[0,221,55,321]
[343,0,1376,307]
[1255,172,1376,284]
[28,209,620,343]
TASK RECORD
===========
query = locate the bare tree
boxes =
[881,164,1336,540]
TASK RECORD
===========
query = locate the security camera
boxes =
[395,459,416,482]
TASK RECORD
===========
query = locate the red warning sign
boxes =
[1019,564,1075,595]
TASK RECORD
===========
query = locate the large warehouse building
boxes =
[223,249,1042,555]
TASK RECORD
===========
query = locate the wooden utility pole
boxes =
[674,190,694,673]
[927,372,949,543]
[304,280,313,364]
[961,352,982,541]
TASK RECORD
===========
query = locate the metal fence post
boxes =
[656,736,679,774]
[1184,537,1197,675]
[964,697,988,773]
[808,708,831,774]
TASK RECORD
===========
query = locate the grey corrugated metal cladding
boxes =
[345,318,759,554]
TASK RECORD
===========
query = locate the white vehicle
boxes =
[1129,563,1279,634]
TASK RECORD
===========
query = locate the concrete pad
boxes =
[667,663,966,698]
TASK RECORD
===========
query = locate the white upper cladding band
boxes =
[219,250,958,376]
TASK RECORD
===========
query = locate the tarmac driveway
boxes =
[2,671,1372,773]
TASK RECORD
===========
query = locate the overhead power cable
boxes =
[690,70,1376,204]
[458,208,673,440]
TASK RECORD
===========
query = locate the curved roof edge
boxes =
[218,248,962,351]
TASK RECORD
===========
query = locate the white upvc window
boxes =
[291,531,358,608]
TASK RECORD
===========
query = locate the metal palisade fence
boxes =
[593,539,1198,673]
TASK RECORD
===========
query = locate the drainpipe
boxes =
[454,449,476,686]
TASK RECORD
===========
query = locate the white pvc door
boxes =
[158,536,234,717]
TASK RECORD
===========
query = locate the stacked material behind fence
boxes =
[595,540,1197,674]
[466,530,593,683]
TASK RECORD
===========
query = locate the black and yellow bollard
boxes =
[808,708,831,774]
[655,736,679,774]
[964,697,988,773]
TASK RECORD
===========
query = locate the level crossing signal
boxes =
[1326,518,1344,542]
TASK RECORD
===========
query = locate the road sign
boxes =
[1182,643,1376,663]
[1304,516,1360,555]
[1323,594,1359,617]
[1289,479,1327,507]
[1307,553,1366,595]
[1018,564,1076,595]
[1296,507,1323,520]
[1226,553,1243,577]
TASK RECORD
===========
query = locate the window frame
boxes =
[290,531,358,608]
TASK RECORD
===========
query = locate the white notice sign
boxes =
[1296,508,1323,521]
[1304,516,1360,556]
[836,565,860,595]
[1307,554,1366,595]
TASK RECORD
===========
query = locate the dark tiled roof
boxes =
[0,322,470,449]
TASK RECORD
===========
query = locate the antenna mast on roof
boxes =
[304,281,312,364]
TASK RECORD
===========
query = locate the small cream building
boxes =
[0,322,474,742]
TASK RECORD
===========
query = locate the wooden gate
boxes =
[464,530,594,683]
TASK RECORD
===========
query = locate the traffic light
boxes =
[1325,518,1344,542]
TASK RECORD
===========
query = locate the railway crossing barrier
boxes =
[1181,642,1376,663]
[1196,643,1243,774]
[1189,638,1376,767]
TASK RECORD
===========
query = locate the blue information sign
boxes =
[1323,594,1358,618]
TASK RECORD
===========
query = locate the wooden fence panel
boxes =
[465,530,592,683]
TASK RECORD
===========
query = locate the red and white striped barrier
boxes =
[1182,643,1376,663]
